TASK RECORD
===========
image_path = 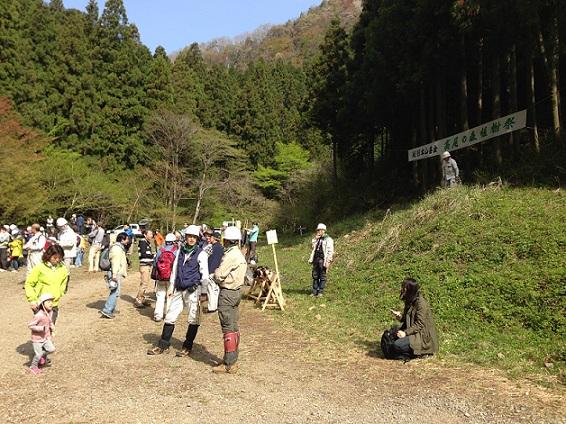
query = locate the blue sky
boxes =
[63,0,322,53]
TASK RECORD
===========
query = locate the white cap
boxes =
[56,217,68,227]
[224,226,241,241]
[317,223,327,231]
[442,151,451,159]
[9,224,17,231]
[185,224,201,237]
[165,233,176,242]
[40,226,45,232]
[38,293,55,304]
[2,225,9,230]
[26,226,32,232]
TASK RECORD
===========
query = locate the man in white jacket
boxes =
[23,224,46,276]
[308,223,334,298]
[56,218,77,272]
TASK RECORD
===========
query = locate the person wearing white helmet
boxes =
[28,293,57,375]
[308,223,334,298]
[148,224,209,356]
[211,225,247,374]
[56,217,77,273]
[441,151,459,187]
[151,233,179,322]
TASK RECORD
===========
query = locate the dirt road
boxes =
[0,268,564,423]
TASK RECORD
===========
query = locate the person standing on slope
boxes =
[308,223,334,298]
[441,151,459,187]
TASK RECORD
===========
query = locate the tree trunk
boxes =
[193,172,207,224]
[460,36,469,131]
[332,137,338,183]
[539,23,561,142]
[492,55,502,165]
[507,45,519,158]
[526,56,540,153]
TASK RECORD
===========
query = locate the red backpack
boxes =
[153,246,177,281]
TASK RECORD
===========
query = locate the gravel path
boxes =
[0,268,563,423]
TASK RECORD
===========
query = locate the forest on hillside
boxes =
[1,0,565,229]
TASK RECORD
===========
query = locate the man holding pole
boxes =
[308,223,334,298]
[212,226,247,374]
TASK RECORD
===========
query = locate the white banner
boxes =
[408,110,527,162]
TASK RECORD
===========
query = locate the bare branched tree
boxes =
[147,110,197,231]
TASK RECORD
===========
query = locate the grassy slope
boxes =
[258,185,566,382]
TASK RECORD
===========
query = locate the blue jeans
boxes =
[11,257,19,270]
[102,273,121,315]
[311,259,326,295]
[75,249,84,267]
[393,336,413,358]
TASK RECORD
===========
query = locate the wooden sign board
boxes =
[266,229,278,245]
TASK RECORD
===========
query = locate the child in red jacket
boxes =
[28,293,56,375]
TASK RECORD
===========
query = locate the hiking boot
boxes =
[212,363,239,374]
[133,301,146,309]
[147,346,169,355]
[29,366,42,375]
[99,310,115,319]
[175,348,191,358]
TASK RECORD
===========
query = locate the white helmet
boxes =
[185,224,201,237]
[165,233,176,242]
[56,217,68,227]
[224,226,241,241]
[442,151,451,159]
[317,223,327,231]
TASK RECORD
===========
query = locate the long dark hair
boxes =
[42,244,64,263]
[400,278,420,309]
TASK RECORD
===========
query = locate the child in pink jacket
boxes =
[28,293,56,375]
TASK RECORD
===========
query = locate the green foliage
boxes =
[260,186,566,380]
[253,142,312,198]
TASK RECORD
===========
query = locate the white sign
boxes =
[266,230,278,245]
[408,110,527,162]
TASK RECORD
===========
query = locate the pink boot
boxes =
[29,366,42,375]
[38,357,46,366]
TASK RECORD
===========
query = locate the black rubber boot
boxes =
[183,324,199,351]
[158,323,175,349]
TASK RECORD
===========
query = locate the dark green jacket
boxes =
[401,294,438,355]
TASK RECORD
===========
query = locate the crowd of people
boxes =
[10,213,437,376]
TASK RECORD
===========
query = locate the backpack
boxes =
[98,246,111,271]
[152,246,177,281]
[380,326,400,359]
[43,239,54,251]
